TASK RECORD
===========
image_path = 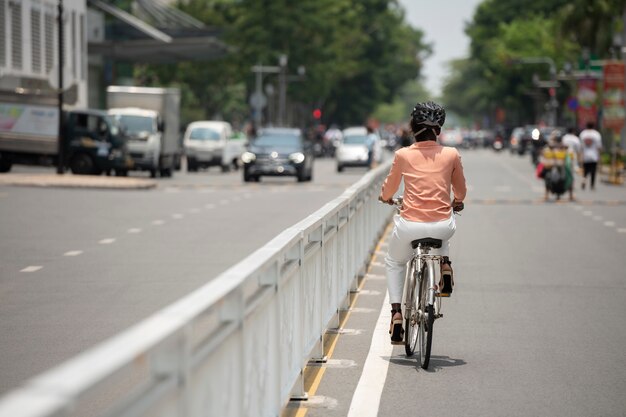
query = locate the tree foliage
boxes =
[442,0,626,128]
[134,0,431,127]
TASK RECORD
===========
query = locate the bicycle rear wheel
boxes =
[404,260,419,356]
[417,265,435,369]
[419,304,435,369]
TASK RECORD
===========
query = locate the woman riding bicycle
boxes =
[378,101,467,344]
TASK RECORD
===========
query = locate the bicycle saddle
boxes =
[411,237,443,249]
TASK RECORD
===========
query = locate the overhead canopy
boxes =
[87,0,230,64]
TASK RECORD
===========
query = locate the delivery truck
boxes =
[107,86,182,178]
[0,89,131,175]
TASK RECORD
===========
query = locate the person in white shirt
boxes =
[561,127,582,195]
[579,122,603,190]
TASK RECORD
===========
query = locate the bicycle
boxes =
[386,196,459,369]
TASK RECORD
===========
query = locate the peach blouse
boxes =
[380,141,467,222]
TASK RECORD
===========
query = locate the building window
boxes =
[10,0,22,70]
[31,8,42,73]
[0,0,6,67]
[44,12,53,73]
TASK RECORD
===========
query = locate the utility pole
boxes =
[277,54,287,126]
[56,0,65,174]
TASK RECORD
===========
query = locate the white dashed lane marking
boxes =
[219,199,229,205]
[127,228,142,233]
[592,216,603,221]
[205,204,216,209]
[152,220,164,226]
[604,221,616,227]
[63,250,83,257]
[172,214,184,220]
[583,211,593,216]
[21,266,42,273]
[188,208,201,214]
[618,228,626,233]
[99,238,116,244]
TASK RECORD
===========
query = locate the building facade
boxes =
[0,0,87,107]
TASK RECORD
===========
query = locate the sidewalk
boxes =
[0,173,157,190]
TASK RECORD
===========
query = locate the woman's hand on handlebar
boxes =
[378,195,394,205]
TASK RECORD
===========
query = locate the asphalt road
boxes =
[0,157,370,395]
[285,149,626,417]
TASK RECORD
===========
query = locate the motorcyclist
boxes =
[540,130,575,201]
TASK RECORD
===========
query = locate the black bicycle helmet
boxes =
[410,101,446,128]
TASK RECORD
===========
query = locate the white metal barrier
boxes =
[0,161,395,417]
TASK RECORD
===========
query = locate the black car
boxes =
[242,128,314,182]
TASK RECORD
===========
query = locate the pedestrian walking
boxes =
[579,122,603,190]
[562,126,582,193]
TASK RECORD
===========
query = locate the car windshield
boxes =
[115,115,155,135]
[104,116,120,136]
[254,134,301,150]
[343,135,368,145]
[190,127,220,141]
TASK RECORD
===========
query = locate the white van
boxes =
[183,121,245,172]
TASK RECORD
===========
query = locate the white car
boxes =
[183,121,245,172]
[335,127,381,172]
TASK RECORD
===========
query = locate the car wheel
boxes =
[70,154,96,175]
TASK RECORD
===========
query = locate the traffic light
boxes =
[312,108,322,119]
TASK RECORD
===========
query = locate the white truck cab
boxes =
[184,121,245,172]
[108,108,162,176]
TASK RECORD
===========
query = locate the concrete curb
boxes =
[0,174,157,190]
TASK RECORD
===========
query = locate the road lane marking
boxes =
[99,238,116,244]
[347,291,392,417]
[127,228,142,233]
[243,194,253,199]
[219,199,229,205]
[63,250,83,257]
[21,266,42,273]
[172,214,184,219]
[583,211,593,216]
[592,216,603,221]
[204,204,216,209]
[151,220,164,226]
[188,208,201,214]
[618,228,626,233]
[604,221,616,227]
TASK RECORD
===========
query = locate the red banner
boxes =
[603,61,625,133]
[577,78,598,130]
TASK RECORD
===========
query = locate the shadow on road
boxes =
[387,354,466,372]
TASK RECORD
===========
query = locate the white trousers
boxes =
[385,214,456,304]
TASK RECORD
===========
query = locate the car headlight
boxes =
[532,129,540,140]
[289,152,305,164]
[241,152,256,163]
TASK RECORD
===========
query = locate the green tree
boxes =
[133,0,431,127]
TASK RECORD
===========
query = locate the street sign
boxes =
[249,92,267,109]
[602,61,625,133]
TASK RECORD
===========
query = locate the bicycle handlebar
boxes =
[378,195,464,214]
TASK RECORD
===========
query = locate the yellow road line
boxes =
[289,223,392,417]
